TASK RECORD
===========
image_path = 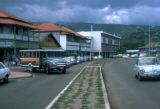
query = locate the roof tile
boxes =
[0,10,34,29]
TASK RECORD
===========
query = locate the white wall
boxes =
[60,34,67,50]
[78,31,102,52]
[59,34,91,52]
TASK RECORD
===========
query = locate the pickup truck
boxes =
[20,50,67,74]
[42,57,67,74]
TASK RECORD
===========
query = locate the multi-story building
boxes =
[78,31,121,58]
[0,10,39,63]
[34,23,91,57]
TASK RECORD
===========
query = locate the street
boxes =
[0,62,88,109]
[1,58,160,109]
[103,58,160,109]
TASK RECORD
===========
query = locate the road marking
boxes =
[100,64,111,109]
[45,63,90,109]
[87,66,101,67]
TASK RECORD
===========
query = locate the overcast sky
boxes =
[0,0,160,25]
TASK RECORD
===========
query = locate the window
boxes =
[106,38,109,44]
[15,27,18,35]
[0,25,3,33]
[23,28,28,36]
[103,37,106,43]
[112,39,115,45]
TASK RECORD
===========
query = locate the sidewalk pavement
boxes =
[9,71,32,79]
[7,65,32,79]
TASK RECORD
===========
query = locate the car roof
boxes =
[138,57,156,59]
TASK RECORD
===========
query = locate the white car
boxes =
[122,54,129,58]
[63,57,72,67]
[133,57,160,81]
[0,62,10,83]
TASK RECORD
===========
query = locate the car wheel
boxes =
[62,68,66,74]
[138,73,143,81]
[3,75,9,83]
[32,68,37,72]
[135,74,138,78]
[46,65,50,74]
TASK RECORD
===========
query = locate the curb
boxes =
[100,64,110,109]
[45,63,90,109]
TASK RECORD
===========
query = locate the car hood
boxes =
[48,58,66,63]
[139,65,160,73]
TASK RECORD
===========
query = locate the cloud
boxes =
[0,0,160,25]
[108,0,160,8]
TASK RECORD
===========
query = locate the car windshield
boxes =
[138,57,156,65]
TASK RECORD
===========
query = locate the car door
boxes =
[0,62,6,79]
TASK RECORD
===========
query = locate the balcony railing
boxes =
[0,34,39,42]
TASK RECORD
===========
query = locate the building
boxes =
[139,42,160,56]
[0,10,39,63]
[34,23,91,57]
[78,31,121,58]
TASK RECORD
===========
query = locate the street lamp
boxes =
[148,25,151,56]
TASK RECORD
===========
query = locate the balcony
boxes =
[0,34,39,42]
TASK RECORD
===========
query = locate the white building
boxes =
[79,31,121,57]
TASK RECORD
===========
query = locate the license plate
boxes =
[60,67,64,69]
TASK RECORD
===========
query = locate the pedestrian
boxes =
[15,57,19,66]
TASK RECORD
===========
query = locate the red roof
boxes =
[33,23,62,32]
[0,10,34,29]
[34,23,88,39]
[61,27,86,38]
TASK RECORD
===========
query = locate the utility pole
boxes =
[144,32,147,53]
[14,25,17,60]
[148,25,151,56]
[79,38,81,57]
[90,25,93,60]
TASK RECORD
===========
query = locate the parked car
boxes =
[130,54,138,58]
[93,55,103,60]
[133,57,160,81]
[0,62,10,83]
[77,56,82,63]
[69,56,77,65]
[20,50,67,74]
[42,58,67,74]
[122,54,129,58]
[63,57,72,67]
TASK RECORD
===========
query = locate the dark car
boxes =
[42,58,67,74]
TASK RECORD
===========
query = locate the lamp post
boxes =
[79,38,81,57]
[13,25,17,62]
[148,25,151,56]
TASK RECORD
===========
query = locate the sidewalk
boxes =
[8,66,32,79]
[9,71,32,79]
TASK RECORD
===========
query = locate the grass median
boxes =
[52,60,105,109]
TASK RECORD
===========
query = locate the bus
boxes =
[19,49,67,74]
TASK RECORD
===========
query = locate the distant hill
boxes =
[59,22,160,51]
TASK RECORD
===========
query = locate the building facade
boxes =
[79,31,121,58]
[0,10,39,63]
[34,23,91,57]
[139,42,160,56]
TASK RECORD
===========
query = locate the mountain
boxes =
[59,22,160,52]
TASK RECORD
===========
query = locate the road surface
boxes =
[0,62,88,109]
[103,58,160,109]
